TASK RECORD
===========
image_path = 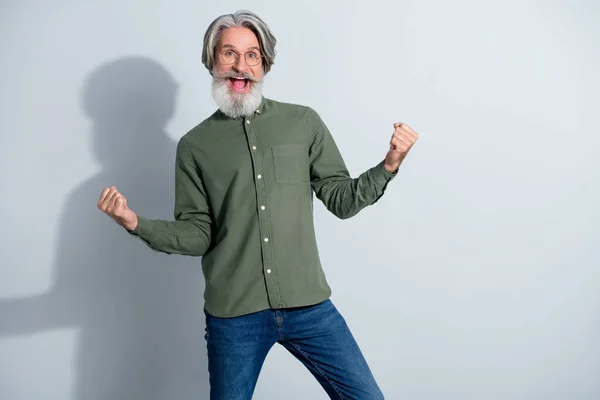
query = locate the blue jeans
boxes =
[204,299,384,399]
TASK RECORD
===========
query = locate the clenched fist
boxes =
[384,123,419,174]
[97,186,138,231]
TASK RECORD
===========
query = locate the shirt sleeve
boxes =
[307,107,396,219]
[127,136,213,256]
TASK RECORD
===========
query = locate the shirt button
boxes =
[252,146,257,150]
[257,174,262,179]
[246,120,251,124]
[267,269,272,274]
[260,205,266,210]
[264,238,269,242]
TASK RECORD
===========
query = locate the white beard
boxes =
[211,75,263,119]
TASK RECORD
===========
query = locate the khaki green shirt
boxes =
[129,97,396,317]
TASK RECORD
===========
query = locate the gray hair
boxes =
[202,10,277,75]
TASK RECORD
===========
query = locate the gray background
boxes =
[1,0,599,399]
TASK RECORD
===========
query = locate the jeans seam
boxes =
[274,311,284,341]
[288,341,345,400]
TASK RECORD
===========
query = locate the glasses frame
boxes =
[217,48,263,67]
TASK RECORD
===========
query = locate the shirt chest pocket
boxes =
[272,144,309,184]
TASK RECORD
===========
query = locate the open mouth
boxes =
[228,77,250,93]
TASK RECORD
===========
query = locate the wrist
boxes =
[384,162,398,174]
[123,215,138,232]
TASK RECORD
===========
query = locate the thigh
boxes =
[205,309,278,400]
[279,300,384,400]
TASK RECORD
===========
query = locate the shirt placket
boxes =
[243,113,283,308]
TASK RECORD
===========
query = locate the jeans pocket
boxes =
[272,144,309,184]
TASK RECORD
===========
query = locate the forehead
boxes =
[217,27,260,50]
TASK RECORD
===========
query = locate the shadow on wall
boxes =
[0,57,210,399]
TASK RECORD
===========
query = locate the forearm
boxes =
[314,159,395,219]
[128,216,211,256]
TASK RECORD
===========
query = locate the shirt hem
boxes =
[203,292,332,318]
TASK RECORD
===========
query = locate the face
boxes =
[211,27,265,118]
[214,27,264,93]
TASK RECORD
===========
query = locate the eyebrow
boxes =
[221,44,260,52]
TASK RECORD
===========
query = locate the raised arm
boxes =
[97,137,213,256]
[308,108,417,219]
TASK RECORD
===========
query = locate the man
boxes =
[97,10,418,400]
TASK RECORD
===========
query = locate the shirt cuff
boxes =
[371,159,397,188]
[127,216,154,242]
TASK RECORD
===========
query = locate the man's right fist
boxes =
[97,186,138,231]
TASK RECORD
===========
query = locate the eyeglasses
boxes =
[218,49,262,67]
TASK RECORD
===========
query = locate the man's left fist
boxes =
[384,122,418,174]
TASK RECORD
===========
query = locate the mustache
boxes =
[213,69,259,83]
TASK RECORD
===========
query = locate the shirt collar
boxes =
[254,95,266,115]
[215,96,267,120]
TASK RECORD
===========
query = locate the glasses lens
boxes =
[245,53,261,66]
[220,50,261,66]
[221,51,235,64]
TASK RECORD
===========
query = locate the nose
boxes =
[232,54,249,73]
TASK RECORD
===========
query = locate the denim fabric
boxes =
[204,299,384,399]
